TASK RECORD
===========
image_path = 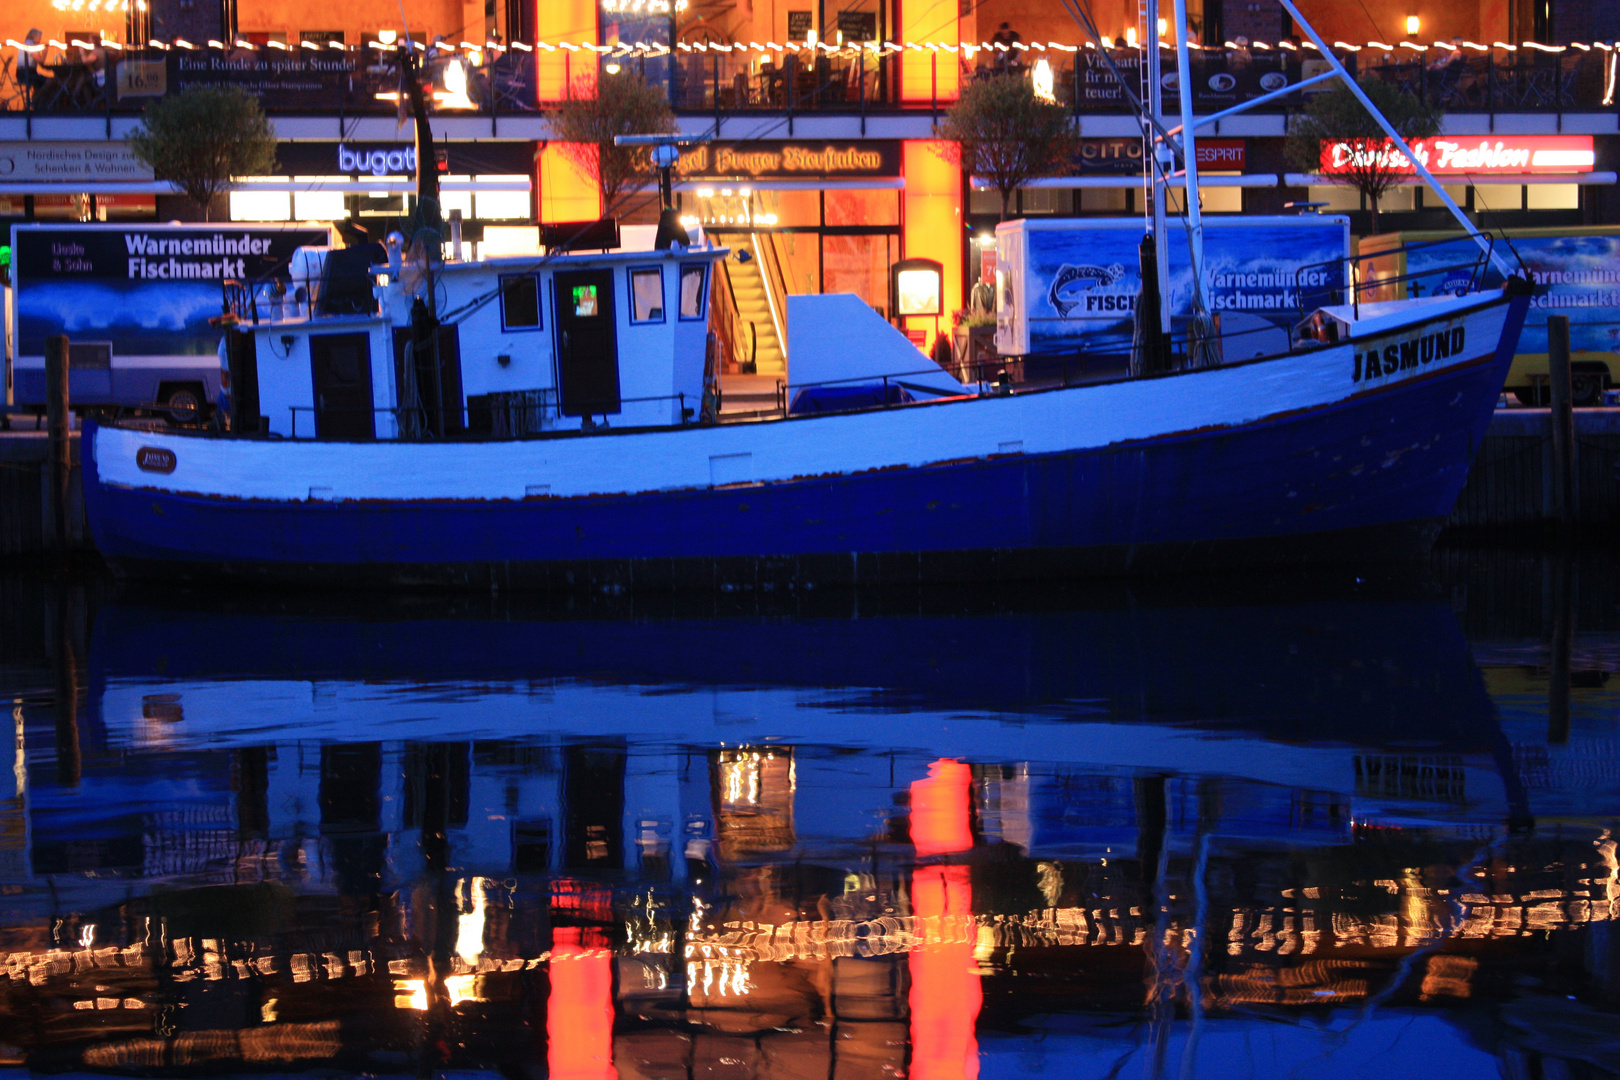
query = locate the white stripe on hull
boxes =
[91,294,1510,505]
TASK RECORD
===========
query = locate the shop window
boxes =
[475,177,531,220]
[753,188,820,227]
[501,275,543,330]
[1377,186,1414,211]
[822,234,895,316]
[293,182,348,222]
[629,267,665,323]
[969,186,1002,215]
[1472,184,1523,212]
[97,194,156,220]
[1307,185,1362,212]
[1080,188,1128,212]
[230,189,292,221]
[679,265,708,320]
[825,189,900,226]
[439,176,475,221]
[1019,187,1071,214]
[1526,184,1578,210]
[1200,186,1243,213]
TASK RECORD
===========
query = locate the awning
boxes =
[0,178,532,195]
[970,174,1277,189]
[665,178,906,192]
[1284,172,1617,186]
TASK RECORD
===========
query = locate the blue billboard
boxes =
[996,217,1350,360]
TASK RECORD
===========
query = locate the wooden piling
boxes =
[1546,315,1577,531]
[44,335,70,554]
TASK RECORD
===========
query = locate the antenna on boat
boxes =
[1273,0,1512,279]
[1169,0,1219,367]
[614,134,709,251]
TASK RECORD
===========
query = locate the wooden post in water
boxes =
[1546,315,1576,532]
[44,335,71,554]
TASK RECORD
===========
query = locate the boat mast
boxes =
[1274,0,1512,277]
[1170,0,1206,303]
[1144,0,1171,334]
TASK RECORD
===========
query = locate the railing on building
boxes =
[2,39,1616,117]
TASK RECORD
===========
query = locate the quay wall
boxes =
[0,435,86,557]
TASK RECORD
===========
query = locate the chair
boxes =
[0,55,22,111]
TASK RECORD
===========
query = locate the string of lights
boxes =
[3,36,1615,58]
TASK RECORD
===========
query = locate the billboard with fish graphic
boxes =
[994,216,1351,361]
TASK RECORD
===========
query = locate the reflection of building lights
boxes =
[437,59,476,108]
[456,878,488,964]
[696,188,714,197]
[394,979,428,1010]
[444,974,480,1006]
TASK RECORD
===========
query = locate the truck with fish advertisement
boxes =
[994,216,1351,362]
[9,223,329,419]
[1358,227,1620,405]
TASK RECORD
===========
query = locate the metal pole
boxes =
[1547,313,1576,530]
[1145,6,1171,334]
[1273,0,1510,277]
[1170,0,1206,305]
[45,335,70,554]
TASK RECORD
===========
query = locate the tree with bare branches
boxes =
[1286,76,1441,235]
[550,71,677,216]
[938,73,1079,221]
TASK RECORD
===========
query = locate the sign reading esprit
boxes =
[1318,135,1595,176]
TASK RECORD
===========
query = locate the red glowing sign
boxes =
[1318,135,1595,176]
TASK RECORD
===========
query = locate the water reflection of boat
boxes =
[5,589,1611,1078]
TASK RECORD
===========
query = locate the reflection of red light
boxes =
[910,758,973,856]
[910,865,980,1080]
[548,927,615,1080]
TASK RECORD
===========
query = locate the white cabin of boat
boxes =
[223,236,727,440]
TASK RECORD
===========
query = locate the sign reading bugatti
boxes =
[995,216,1351,357]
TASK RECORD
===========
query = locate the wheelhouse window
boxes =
[679,265,708,321]
[629,267,665,324]
[500,274,542,330]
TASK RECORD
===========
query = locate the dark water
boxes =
[1,552,1618,1079]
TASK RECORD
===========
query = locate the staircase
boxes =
[722,236,785,378]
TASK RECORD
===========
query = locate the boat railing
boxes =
[1294,234,1498,322]
[286,390,698,439]
[774,369,982,416]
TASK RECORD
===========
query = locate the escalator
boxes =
[711,232,789,415]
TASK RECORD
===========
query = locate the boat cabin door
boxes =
[309,332,374,438]
[554,269,620,418]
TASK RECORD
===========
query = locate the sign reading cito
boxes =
[1318,135,1595,176]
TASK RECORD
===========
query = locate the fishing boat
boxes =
[79,4,1532,592]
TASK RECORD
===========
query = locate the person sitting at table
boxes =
[16,29,48,101]
[991,22,1020,71]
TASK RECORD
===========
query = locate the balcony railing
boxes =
[2,40,1615,117]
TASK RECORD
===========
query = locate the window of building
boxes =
[1080,187,1128,212]
[1307,185,1362,212]
[500,275,542,330]
[969,186,1003,215]
[629,267,665,323]
[1526,184,1579,210]
[824,188,900,226]
[293,178,347,221]
[230,189,292,221]
[1199,185,1243,213]
[475,177,531,220]
[1472,184,1523,212]
[679,265,709,320]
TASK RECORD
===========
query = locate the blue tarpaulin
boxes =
[788,382,916,416]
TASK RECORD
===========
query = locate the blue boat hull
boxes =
[86,343,1513,591]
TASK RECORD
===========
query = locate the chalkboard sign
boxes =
[836,11,877,41]
[787,11,813,39]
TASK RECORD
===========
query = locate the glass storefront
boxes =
[688,186,902,316]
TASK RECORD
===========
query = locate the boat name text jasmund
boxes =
[1353,326,1465,383]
